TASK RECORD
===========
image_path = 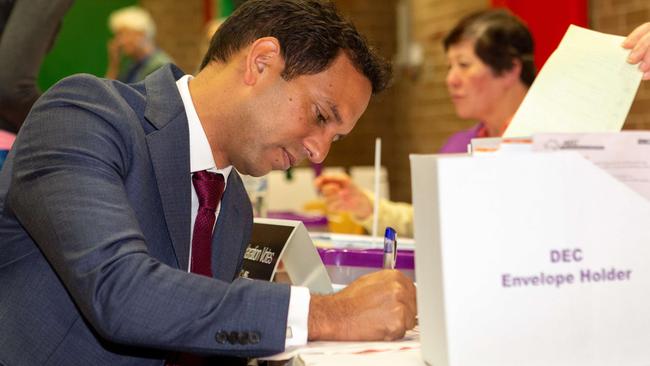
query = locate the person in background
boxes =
[0,0,74,137]
[0,0,416,364]
[105,5,172,83]
[439,9,534,152]
[315,13,650,238]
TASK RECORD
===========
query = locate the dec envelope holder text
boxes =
[411,152,650,366]
[240,218,333,294]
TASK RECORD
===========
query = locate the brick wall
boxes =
[390,0,487,201]
[140,0,650,203]
[338,0,650,202]
[324,0,398,195]
[141,0,206,73]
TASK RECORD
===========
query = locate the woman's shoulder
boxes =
[438,123,483,153]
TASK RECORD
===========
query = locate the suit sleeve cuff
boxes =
[285,285,310,347]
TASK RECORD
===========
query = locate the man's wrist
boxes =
[307,294,337,341]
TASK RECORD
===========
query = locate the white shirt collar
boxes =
[175,74,233,182]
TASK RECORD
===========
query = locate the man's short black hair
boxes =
[200,0,391,94]
[443,9,536,87]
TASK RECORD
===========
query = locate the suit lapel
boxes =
[212,172,248,281]
[143,65,192,271]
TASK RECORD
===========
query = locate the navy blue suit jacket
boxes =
[0,65,291,365]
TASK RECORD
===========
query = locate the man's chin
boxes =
[237,163,273,177]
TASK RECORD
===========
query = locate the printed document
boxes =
[533,132,650,201]
[504,25,643,137]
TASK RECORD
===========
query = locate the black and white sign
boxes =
[240,218,333,294]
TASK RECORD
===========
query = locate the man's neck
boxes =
[188,63,237,169]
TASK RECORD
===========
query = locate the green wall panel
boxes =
[38,0,136,91]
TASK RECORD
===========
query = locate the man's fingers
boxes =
[397,275,418,325]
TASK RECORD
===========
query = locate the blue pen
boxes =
[382,227,397,269]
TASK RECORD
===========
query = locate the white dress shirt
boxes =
[176,75,310,347]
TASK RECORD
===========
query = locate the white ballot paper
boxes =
[260,328,420,362]
[504,25,643,138]
[533,131,650,201]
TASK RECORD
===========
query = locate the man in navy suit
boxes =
[0,0,417,365]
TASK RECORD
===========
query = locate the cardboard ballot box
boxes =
[411,152,650,366]
[311,233,416,286]
[317,247,414,285]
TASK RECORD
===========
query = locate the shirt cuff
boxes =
[285,285,310,347]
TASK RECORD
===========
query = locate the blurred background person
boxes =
[440,9,534,152]
[104,5,172,83]
[315,9,535,237]
[0,0,74,142]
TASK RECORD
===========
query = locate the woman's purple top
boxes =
[438,123,484,154]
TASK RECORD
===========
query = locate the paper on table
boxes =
[504,25,643,138]
[293,348,424,366]
[260,328,420,362]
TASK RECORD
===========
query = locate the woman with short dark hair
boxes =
[440,9,534,153]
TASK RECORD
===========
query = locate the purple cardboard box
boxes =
[318,247,414,285]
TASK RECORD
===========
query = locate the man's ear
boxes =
[243,37,282,85]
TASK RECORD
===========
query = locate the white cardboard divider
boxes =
[411,152,650,366]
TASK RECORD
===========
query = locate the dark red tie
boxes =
[166,171,225,366]
[190,170,224,277]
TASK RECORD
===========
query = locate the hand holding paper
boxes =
[504,25,644,138]
[623,22,650,79]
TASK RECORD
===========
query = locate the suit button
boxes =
[228,331,239,344]
[238,332,249,345]
[215,331,228,344]
[249,331,260,344]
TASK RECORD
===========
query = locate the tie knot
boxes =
[192,171,225,210]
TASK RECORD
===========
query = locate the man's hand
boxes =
[315,173,374,221]
[308,269,417,341]
[623,22,650,80]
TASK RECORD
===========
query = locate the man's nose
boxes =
[304,134,332,164]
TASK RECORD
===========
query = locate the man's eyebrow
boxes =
[329,103,342,124]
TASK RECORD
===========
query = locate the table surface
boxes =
[261,329,424,366]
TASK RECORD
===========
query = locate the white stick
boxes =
[371,137,381,240]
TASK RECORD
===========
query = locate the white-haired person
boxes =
[105,6,172,83]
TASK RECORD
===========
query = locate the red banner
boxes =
[491,0,588,70]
